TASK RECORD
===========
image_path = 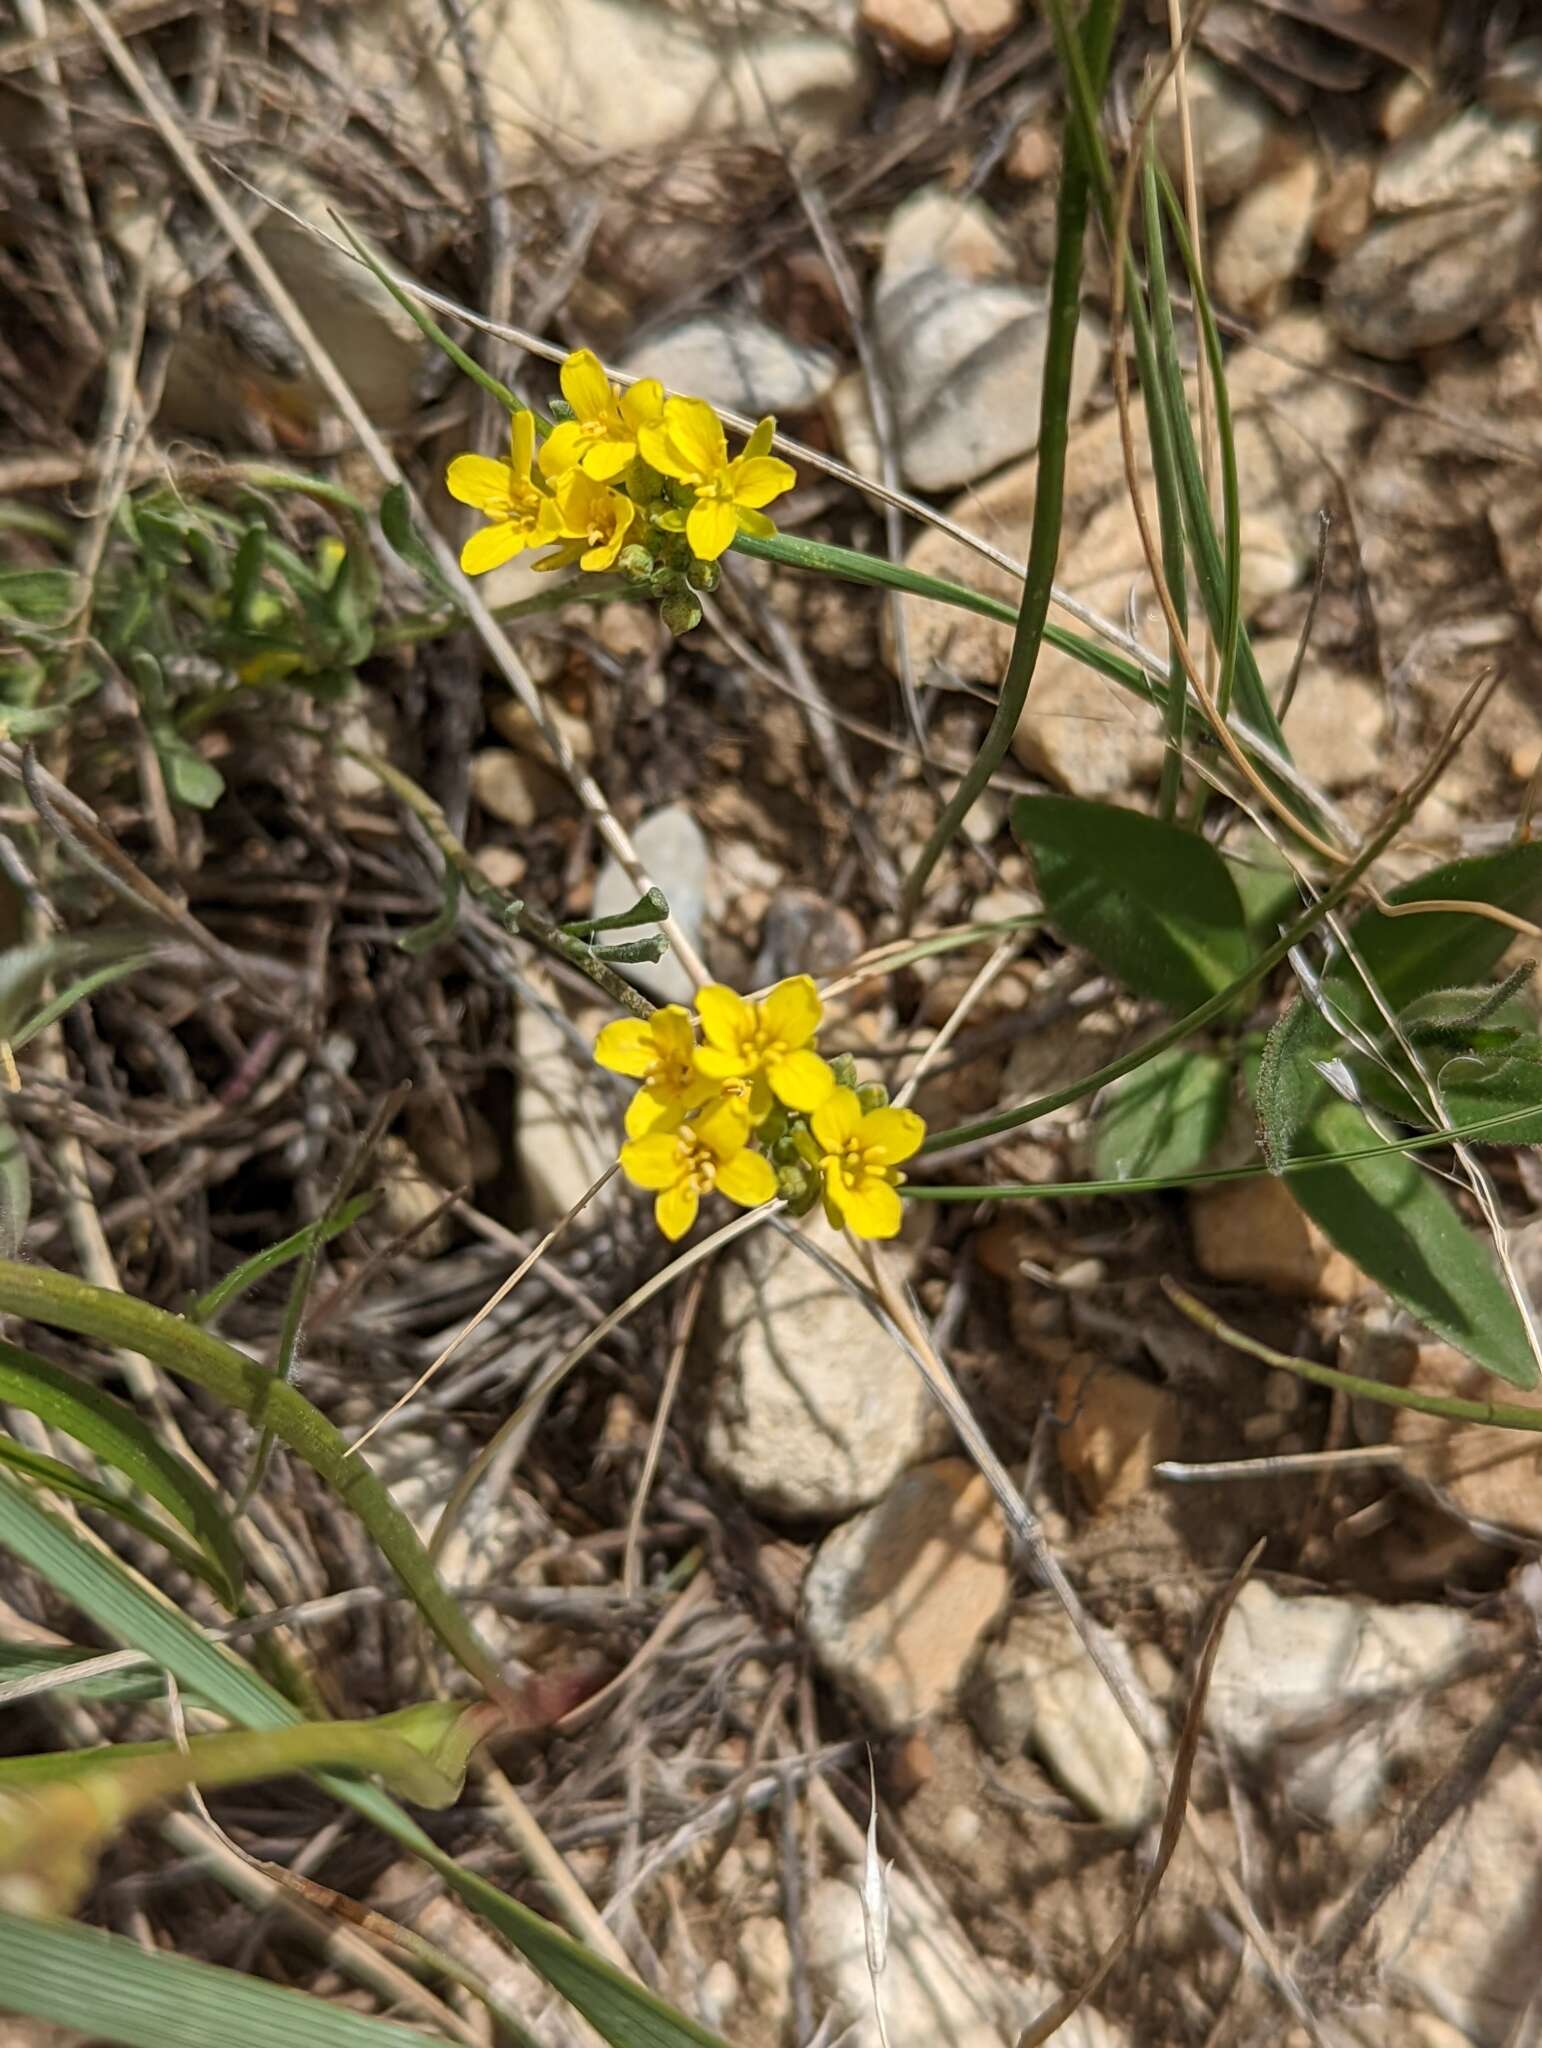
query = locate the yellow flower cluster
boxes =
[446,350,797,600]
[594,976,926,1242]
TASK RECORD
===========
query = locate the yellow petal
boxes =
[695,983,753,1054]
[685,496,739,562]
[858,1106,927,1165]
[619,1132,685,1190]
[811,1087,862,1153]
[660,397,727,478]
[730,454,796,511]
[837,1175,904,1240]
[635,419,683,480]
[580,439,634,482]
[695,1095,755,1160]
[593,1017,655,1078]
[581,498,635,571]
[560,348,614,424]
[651,1006,696,1060]
[769,1048,835,1113]
[625,1087,674,1140]
[734,508,776,540]
[655,1180,699,1240]
[715,1147,778,1209]
[460,521,522,575]
[538,420,585,482]
[509,408,536,479]
[761,974,821,1048]
[446,454,512,513]
[621,378,664,430]
[694,1045,748,1082]
[532,541,585,573]
[743,416,776,459]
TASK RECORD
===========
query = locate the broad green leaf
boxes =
[0,568,80,627]
[0,1473,736,2048]
[380,482,460,605]
[0,1336,243,1604]
[1093,1049,1232,1182]
[1352,1044,1542,1147]
[153,730,226,810]
[1255,993,1337,1172]
[1286,1097,1539,1388]
[0,1908,444,2048]
[1226,841,1298,944]
[1013,796,1252,1011]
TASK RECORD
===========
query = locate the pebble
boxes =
[1012,570,1167,797]
[755,887,865,986]
[802,1459,1011,1731]
[1373,104,1542,215]
[1251,639,1386,792]
[512,976,614,1226]
[470,748,565,831]
[971,1609,1159,1835]
[473,0,867,172]
[807,1864,1121,2048]
[1153,52,1289,206]
[698,1960,739,2030]
[700,1229,931,1522]
[1054,1358,1181,1513]
[476,845,527,892]
[1212,154,1321,323]
[1375,1758,1542,2045]
[737,1916,793,2038]
[619,311,838,420]
[1208,1580,1478,1828]
[1189,1176,1367,1304]
[591,803,711,1007]
[860,0,1020,64]
[1390,1341,1542,1541]
[877,185,1015,290]
[375,1135,452,1257]
[1325,195,1542,359]
[489,694,595,767]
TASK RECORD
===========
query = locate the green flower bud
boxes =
[687,557,721,593]
[549,398,576,422]
[856,1082,890,1114]
[829,1052,859,1092]
[660,589,702,636]
[617,544,655,583]
[759,1103,790,1149]
[791,1124,824,1170]
[776,1156,821,1216]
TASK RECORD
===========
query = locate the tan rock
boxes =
[476,845,527,892]
[375,1136,452,1256]
[489,694,594,766]
[1252,637,1386,793]
[512,974,614,1226]
[1012,570,1167,797]
[803,1459,1011,1730]
[861,0,1020,64]
[1189,1176,1367,1303]
[469,748,565,830]
[1212,154,1322,323]
[1055,1358,1181,1511]
[1391,1341,1542,1539]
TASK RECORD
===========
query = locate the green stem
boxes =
[0,1259,505,1696]
[1143,151,1189,823]
[899,0,1124,923]
[1164,1279,1542,1433]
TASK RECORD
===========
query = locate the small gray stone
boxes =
[756,888,864,986]
[1326,196,1542,359]
[591,803,710,1007]
[620,311,839,420]
[1212,155,1321,321]
[972,1610,1159,1835]
[878,184,1015,292]
[1153,51,1287,206]
[701,1229,929,1522]
[513,976,615,1227]
[803,1459,1010,1730]
[878,269,1104,491]
[1374,105,1542,215]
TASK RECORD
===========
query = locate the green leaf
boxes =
[190,1194,374,1327]
[1013,796,1252,1011]
[0,568,81,627]
[1288,1096,1539,1389]
[1093,1048,1232,1181]
[0,1909,447,2048]
[0,1337,244,1604]
[1353,1042,1542,1147]
[0,1113,28,1257]
[153,729,226,810]
[0,1641,178,1706]
[1255,992,1336,1172]
[1227,841,1299,945]
[380,483,460,605]
[0,1435,215,1590]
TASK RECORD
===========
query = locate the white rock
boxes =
[807,1867,1120,2048]
[591,803,711,1007]
[698,1959,738,2030]
[972,1609,1159,1834]
[1212,155,1322,322]
[802,1459,1010,1730]
[878,184,1016,292]
[1208,1581,1479,1828]
[512,975,614,1227]
[1153,52,1288,206]
[737,1915,793,2041]
[1375,1758,1542,2046]
[878,268,1104,491]
[701,1229,929,1521]
[620,312,838,419]
[1374,105,1542,214]
[470,748,565,830]
[1326,196,1542,360]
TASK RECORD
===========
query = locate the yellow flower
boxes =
[810,1088,925,1240]
[446,410,561,575]
[636,399,796,562]
[620,1096,778,1241]
[693,975,833,1118]
[536,469,637,574]
[594,1006,714,1138]
[541,349,664,484]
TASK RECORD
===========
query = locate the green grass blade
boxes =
[0,1909,446,2048]
[0,1336,244,1603]
[1141,151,1189,820]
[189,1195,373,1326]
[901,0,1125,919]
[0,1436,214,1590]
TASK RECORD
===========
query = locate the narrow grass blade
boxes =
[0,1435,214,1591]
[190,1195,373,1327]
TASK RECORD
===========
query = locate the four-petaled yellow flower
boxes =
[694,976,834,1119]
[447,410,561,576]
[811,1088,926,1240]
[538,469,638,574]
[620,1097,777,1242]
[594,1005,714,1138]
[542,349,664,484]
[637,400,796,562]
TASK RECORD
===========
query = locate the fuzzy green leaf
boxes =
[1094,1048,1233,1182]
